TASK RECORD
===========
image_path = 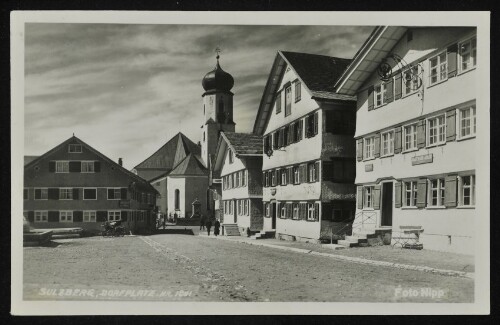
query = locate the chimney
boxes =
[118,158,123,166]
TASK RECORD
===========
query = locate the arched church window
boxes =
[175,189,180,210]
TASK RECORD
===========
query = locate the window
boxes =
[59,211,73,222]
[403,181,418,207]
[107,188,121,200]
[403,123,417,151]
[235,172,240,187]
[24,188,28,200]
[293,166,299,184]
[363,186,373,209]
[285,85,292,116]
[459,175,475,206]
[459,37,477,72]
[108,211,121,221]
[364,137,374,159]
[308,163,317,183]
[245,200,249,216]
[83,188,97,200]
[305,113,317,138]
[271,170,276,187]
[459,106,476,138]
[281,169,287,186]
[295,81,301,102]
[34,188,48,200]
[265,203,270,217]
[228,150,234,164]
[307,203,315,221]
[59,188,73,200]
[34,211,48,222]
[68,144,82,153]
[427,115,446,146]
[292,203,299,220]
[374,83,387,107]
[275,92,282,114]
[83,211,96,222]
[381,130,394,156]
[280,203,287,219]
[428,179,445,207]
[264,172,270,187]
[56,161,69,173]
[403,65,420,96]
[242,170,247,187]
[81,161,95,173]
[238,171,243,187]
[429,51,447,85]
[174,189,179,209]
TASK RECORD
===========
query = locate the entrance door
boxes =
[381,182,393,226]
[271,202,276,229]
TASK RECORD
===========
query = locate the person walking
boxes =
[200,214,206,231]
[214,219,220,236]
[206,219,212,236]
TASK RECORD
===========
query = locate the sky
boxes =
[24,23,373,169]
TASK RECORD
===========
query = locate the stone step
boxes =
[321,244,346,250]
[337,239,359,247]
[345,235,367,243]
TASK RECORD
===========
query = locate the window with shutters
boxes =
[273,132,279,149]
[293,166,299,184]
[458,175,475,207]
[35,188,48,200]
[83,211,96,222]
[292,203,299,220]
[307,203,315,221]
[459,106,476,139]
[280,203,287,219]
[294,81,301,102]
[271,170,276,187]
[280,169,287,186]
[59,211,73,222]
[56,161,69,173]
[364,137,375,160]
[381,130,394,156]
[403,123,418,152]
[68,144,82,153]
[275,92,282,114]
[108,211,121,221]
[308,162,316,183]
[374,83,387,108]
[427,115,446,146]
[264,172,270,187]
[363,186,374,209]
[402,65,420,96]
[428,179,445,207]
[459,36,476,73]
[23,188,29,200]
[285,85,292,117]
[403,181,418,207]
[83,188,97,200]
[429,51,448,85]
[35,211,48,222]
[59,188,73,200]
[81,161,95,173]
[296,119,303,141]
[107,188,121,200]
[265,202,270,217]
[305,114,316,138]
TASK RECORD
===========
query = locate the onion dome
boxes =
[202,55,234,92]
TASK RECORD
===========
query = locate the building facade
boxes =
[335,26,477,254]
[24,136,158,234]
[253,51,358,243]
[213,132,263,235]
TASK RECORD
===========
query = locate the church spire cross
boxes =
[215,47,221,61]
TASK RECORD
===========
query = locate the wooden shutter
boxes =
[313,112,319,135]
[298,120,303,141]
[315,161,320,182]
[96,211,107,222]
[34,189,41,200]
[416,179,427,208]
[263,136,269,153]
[73,211,83,222]
[447,43,458,78]
[94,161,101,172]
[446,109,457,142]
[121,211,128,221]
[416,119,426,149]
[374,133,381,158]
[48,211,59,222]
[394,126,402,154]
[386,79,394,103]
[288,167,293,184]
[394,73,402,100]
[49,161,56,172]
[73,188,79,200]
[356,139,363,161]
[444,175,458,207]
[287,204,292,219]
[367,86,374,111]
[48,188,59,200]
[69,161,81,173]
[121,188,128,200]
[394,182,402,208]
[28,211,35,223]
[357,186,363,209]
[314,203,320,221]
[373,185,381,210]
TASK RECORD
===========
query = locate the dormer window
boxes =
[68,144,82,153]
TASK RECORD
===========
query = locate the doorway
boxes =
[271,202,276,229]
[381,182,393,227]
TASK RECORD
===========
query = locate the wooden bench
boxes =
[392,226,424,250]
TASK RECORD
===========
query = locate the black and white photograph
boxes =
[10,11,490,315]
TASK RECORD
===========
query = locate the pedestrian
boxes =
[200,214,206,230]
[214,219,220,236]
[206,218,212,236]
[162,215,166,229]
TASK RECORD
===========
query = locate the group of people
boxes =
[200,215,220,236]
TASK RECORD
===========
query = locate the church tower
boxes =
[200,52,236,168]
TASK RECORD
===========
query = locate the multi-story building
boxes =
[212,131,263,235]
[334,26,477,253]
[253,51,358,243]
[24,136,158,234]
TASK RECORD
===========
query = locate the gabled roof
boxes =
[168,154,208,177]
[252,50,355,135]
[212,131,262,174]
[334,26,408,96]
[24,136,157,193]
[134,132,201,171]
[24,155,39,166]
